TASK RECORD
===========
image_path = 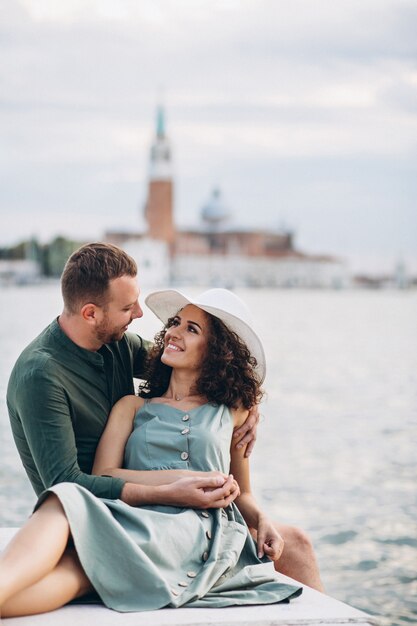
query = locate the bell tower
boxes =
[144,106,175,245]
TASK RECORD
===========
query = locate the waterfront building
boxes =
[106,107,349,288]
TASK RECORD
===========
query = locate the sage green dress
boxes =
[37,401,302,612]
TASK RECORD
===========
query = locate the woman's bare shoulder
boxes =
[112,395,145,417]
[230,405,249,428]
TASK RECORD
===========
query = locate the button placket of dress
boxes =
[207,524,214,557]
[176,569,196,594]
[200,510,213,533]
[179,413,190,463]
[199,510,213,563]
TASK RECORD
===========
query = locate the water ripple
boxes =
[1,286,417,625]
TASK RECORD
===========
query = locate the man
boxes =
[7,242,323,591]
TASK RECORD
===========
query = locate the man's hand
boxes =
[233,405,260,457]
[256,515,284,561]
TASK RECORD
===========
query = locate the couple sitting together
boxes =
[1,242,323,617]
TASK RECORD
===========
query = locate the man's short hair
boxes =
[61,242,137,314]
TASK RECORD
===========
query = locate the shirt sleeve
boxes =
[15,367,125,499]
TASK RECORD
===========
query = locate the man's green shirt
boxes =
[7,318,151,499]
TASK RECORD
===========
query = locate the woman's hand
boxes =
[232,404,260,457]
[121,473,240,509]
[162,473,240,509]
[202,474,240,496]
[256,515,284,561]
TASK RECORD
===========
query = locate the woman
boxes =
[0,289,302,616]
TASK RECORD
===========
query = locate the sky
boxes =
[0,0,416,274]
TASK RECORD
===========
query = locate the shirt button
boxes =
[206,530,212,540]
[187,571,197,578]
[182,414,190,421]
[202,551,209,561]
[181,451,189,461]
[201,511,209,518]
[181,427,190,435]
[178,581,188,587]
[171,588,179,596]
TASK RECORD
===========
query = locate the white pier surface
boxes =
[1,527,378,626]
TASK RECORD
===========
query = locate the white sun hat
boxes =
[145,288,266,383]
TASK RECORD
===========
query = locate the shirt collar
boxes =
[50,317,105,367]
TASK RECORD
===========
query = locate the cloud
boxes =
[0,0,416,272]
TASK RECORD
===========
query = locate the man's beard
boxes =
[95,318,126,345]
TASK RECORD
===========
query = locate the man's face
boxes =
[95,275,142,344]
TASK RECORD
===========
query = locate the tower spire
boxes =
[156,105,165,138]
[149,104,172,181]
[145,104,175,245]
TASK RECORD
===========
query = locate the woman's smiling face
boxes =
[161,304,209,371]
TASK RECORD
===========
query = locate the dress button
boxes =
[201,511,209,518]
[206,530,212,540]
[181,427,190,435]
[180,451,189,461]
[187,570,197,578]
[178,581,188,587]
[182,414,190,421]
[202,551,209,561]
[171,588,179,596]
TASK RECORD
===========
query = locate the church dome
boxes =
[201,188,231,225]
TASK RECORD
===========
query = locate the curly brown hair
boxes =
[139,311,263,409]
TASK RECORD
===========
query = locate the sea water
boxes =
[0,283,416,626]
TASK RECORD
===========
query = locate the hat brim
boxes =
[145,289,266,384]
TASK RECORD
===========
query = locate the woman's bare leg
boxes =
[2,549,93,617]
[272,523,325,592]
[0,494,72,608]
[250,522,324,591]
